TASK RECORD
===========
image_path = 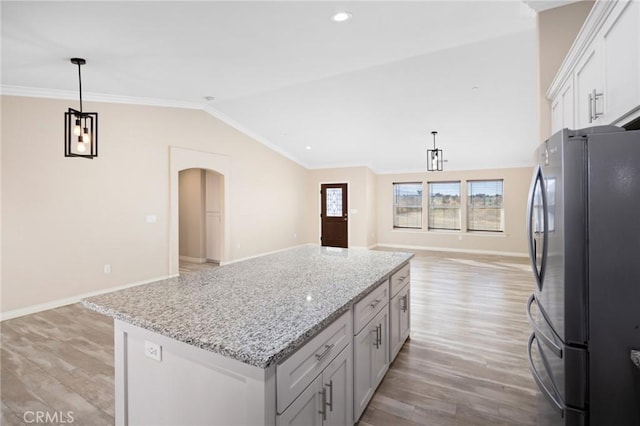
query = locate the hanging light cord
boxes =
[77,61,83,113]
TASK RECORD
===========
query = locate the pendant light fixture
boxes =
[427,131,443,171]
[65,58,98,158]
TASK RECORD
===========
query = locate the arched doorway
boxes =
[178,168,224,271]
[169,147,231,276]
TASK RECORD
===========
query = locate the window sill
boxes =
[391,228,507,238]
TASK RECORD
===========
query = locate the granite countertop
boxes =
[82,245,413,369]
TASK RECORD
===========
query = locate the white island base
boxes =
[115,320,277,426]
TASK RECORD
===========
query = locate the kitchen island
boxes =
[83,245,413,426]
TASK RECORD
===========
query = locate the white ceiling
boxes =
[1,1,541,172]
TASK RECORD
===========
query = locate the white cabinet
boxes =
[390,284,410,362]
[277,311,351,414]
[278,345,352,426]
[278,375,324,426]
[600,0,640,124]
[551,77,575,134]
[574,45,602,129]
[322,345,352,426]
[353,305,389,422]
[547,0,640,131]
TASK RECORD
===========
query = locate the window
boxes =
[393,183,422,228]
[428,182,461,230]
[467,180,504,232]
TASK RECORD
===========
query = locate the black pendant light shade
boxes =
[65,58,98,158]
[427,131,443,171]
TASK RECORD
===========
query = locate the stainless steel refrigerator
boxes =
[525,125,640,425]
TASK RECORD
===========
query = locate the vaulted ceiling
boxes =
[2,1,545,172]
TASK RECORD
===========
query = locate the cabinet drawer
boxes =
[390,263,410,297]
[353,280,389,335]
[276,310,352,414]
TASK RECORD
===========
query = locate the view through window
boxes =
[428,182,461,230]
[467,180,504,232]
[393,182,422,228]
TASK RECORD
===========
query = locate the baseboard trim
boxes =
[179,256,207,264]
[0,273,179,321]
[375,243,528,258]
[220,243,314,266]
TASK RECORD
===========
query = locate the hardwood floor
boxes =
[1,249,538,425]
[360,249,537,426]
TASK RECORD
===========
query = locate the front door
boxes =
[320,183,348,248]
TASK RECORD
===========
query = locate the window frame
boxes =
[467,179,505,233]
[427,181,461,231]
[392,182,423,229]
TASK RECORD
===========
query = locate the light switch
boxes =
[146,215,157,224]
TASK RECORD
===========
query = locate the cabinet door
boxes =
[354,320,375,421]
[371,307,389,389]
[390,285,411,362]
[399,286,410,346]
[322,345,352,426]
[601,0,640,124]
[277,376,323,426]
[575,45,603,129]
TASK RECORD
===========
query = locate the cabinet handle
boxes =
[325,380,333,411]
[397,275,406,282]
[401,294,408,312]
[370,299,381,309]
[315,343,335,361]
[589,89,604,123]
[319,388,327,420]
[372,326,380,349]
[376,324,382,346]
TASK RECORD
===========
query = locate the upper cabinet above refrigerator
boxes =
[548,0,640,134]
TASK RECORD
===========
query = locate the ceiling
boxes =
[2,1,545,172]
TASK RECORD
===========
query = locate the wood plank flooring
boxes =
[1,249,538,425]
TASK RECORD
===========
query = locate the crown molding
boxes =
[0,85,204,109]
[202,105,310,169]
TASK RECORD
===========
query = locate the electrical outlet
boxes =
[145,215,157,223]
[144,340,162,362]
[104,264,111,274]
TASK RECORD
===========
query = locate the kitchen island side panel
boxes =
[115,320,276,426]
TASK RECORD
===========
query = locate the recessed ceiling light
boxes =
[331,11,352,22]
[471,86,480,91]
[306,146,312,150]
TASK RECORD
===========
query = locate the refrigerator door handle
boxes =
[526,294,563,358]
[526,164,549,290]
[632,350,640,370]
[528,333,564,415]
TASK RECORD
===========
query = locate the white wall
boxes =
[1,95,311,316]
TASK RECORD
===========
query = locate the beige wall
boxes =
[1,95,311,315]
[178,168,206,261]
[307,167,377,248]
[537,1,594,140]
[377,167,533,256]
